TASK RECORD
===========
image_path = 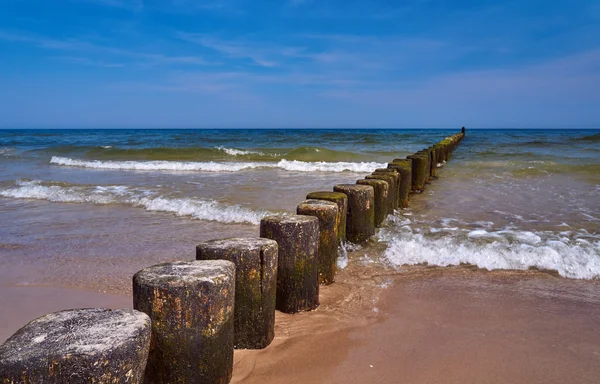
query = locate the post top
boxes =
[261,214,318,226]
[134,260,235,287]
[306,191,348,201]
[0,308,150,364]
[197,237,277,252]
[334,184,374,193]
[299,199,337,207]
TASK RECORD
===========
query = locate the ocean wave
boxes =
[36,144,379,162]
[378,221,600,280]
[0,147,15,157]
[215,146,274,157]
[573,132,600,142]
[49,156,385,173]
[0,180,268,224]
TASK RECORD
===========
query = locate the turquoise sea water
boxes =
[0,128,599,295]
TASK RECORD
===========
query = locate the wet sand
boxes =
[2,261,600,384]
[232,269,600,384]
[0,285,131,342]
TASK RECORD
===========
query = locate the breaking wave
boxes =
[0,180,268,225]
[49,156,385,173]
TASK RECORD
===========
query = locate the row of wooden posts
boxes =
[0,130,466,384]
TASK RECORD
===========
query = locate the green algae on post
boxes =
[406,153,428,191]
[260,215,320,313]
[297,200,339,285]
[369,169,399,209]
[387,160,412,208]
[133,260,235,384]
[196,238,278,350]
[0,308,151,384]
[357,179,389,227]
[333,184,375,244]
[306,191,348,244]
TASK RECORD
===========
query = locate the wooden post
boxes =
[369,169,399,209]
[196,238,278,349]
[0,309,151,384]
[388,159,412,206]
[305,191,348,244]
[133,260,235,384]
[333,184,375,243]
[356,179,389,227]
[297,200,339,285]
[406,153,428,191]
[260,215,320,313]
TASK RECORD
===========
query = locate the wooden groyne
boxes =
[0,129,465,384]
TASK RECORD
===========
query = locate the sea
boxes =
[1,128,599,303]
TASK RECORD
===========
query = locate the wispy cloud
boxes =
[0,30,213,67]
[176,32,281,67]
[75,0,144,11]
[52,56,125,68]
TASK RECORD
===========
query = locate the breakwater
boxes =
[0,130,465,383]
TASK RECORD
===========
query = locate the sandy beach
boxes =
[4,265,599,384]
[231,268,600,384]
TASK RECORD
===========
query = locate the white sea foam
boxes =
[0,147,15,157]
[49,156,385,173]
[0,180,267,224]
[215,146,273,157]
[379,225,600,280]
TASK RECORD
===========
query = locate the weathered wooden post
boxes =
[462,126,466,134]
[371,168,400,208]
[260,215,319,313]
[366,172,397,212]
[0,308,151,384]
[333,184,375,243]
[428,146,437,178]
[418,149,432,183]
[297,200,339,285]
[356,179,389,227]
[306,191,348,244]
[406,153,428,192]
[133,260,235,384]
[196,238,278,350]
[388,159,413,207]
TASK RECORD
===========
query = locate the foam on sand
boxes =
[378,220,600,280]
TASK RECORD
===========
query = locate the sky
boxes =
[0,0,599,128]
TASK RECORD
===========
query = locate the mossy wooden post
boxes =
[297,200,338,285]
[0,309,151,384]
[306,191,348,244]
[428,146,437,178]
[356,179,389,227]
[406,153,428,192]
[371,168,400,208]
[433,144,445,168]
[441,138,453,161]
[388,159,412,207]
[418,149,432,183]
[333,184,375,243]
[260,215,319,313]
[196,238,278,350]
[366,173,397,212]
[133,260,235,384]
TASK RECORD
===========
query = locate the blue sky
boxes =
[0,0,599,128]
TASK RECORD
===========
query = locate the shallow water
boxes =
[0,128,599,297]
